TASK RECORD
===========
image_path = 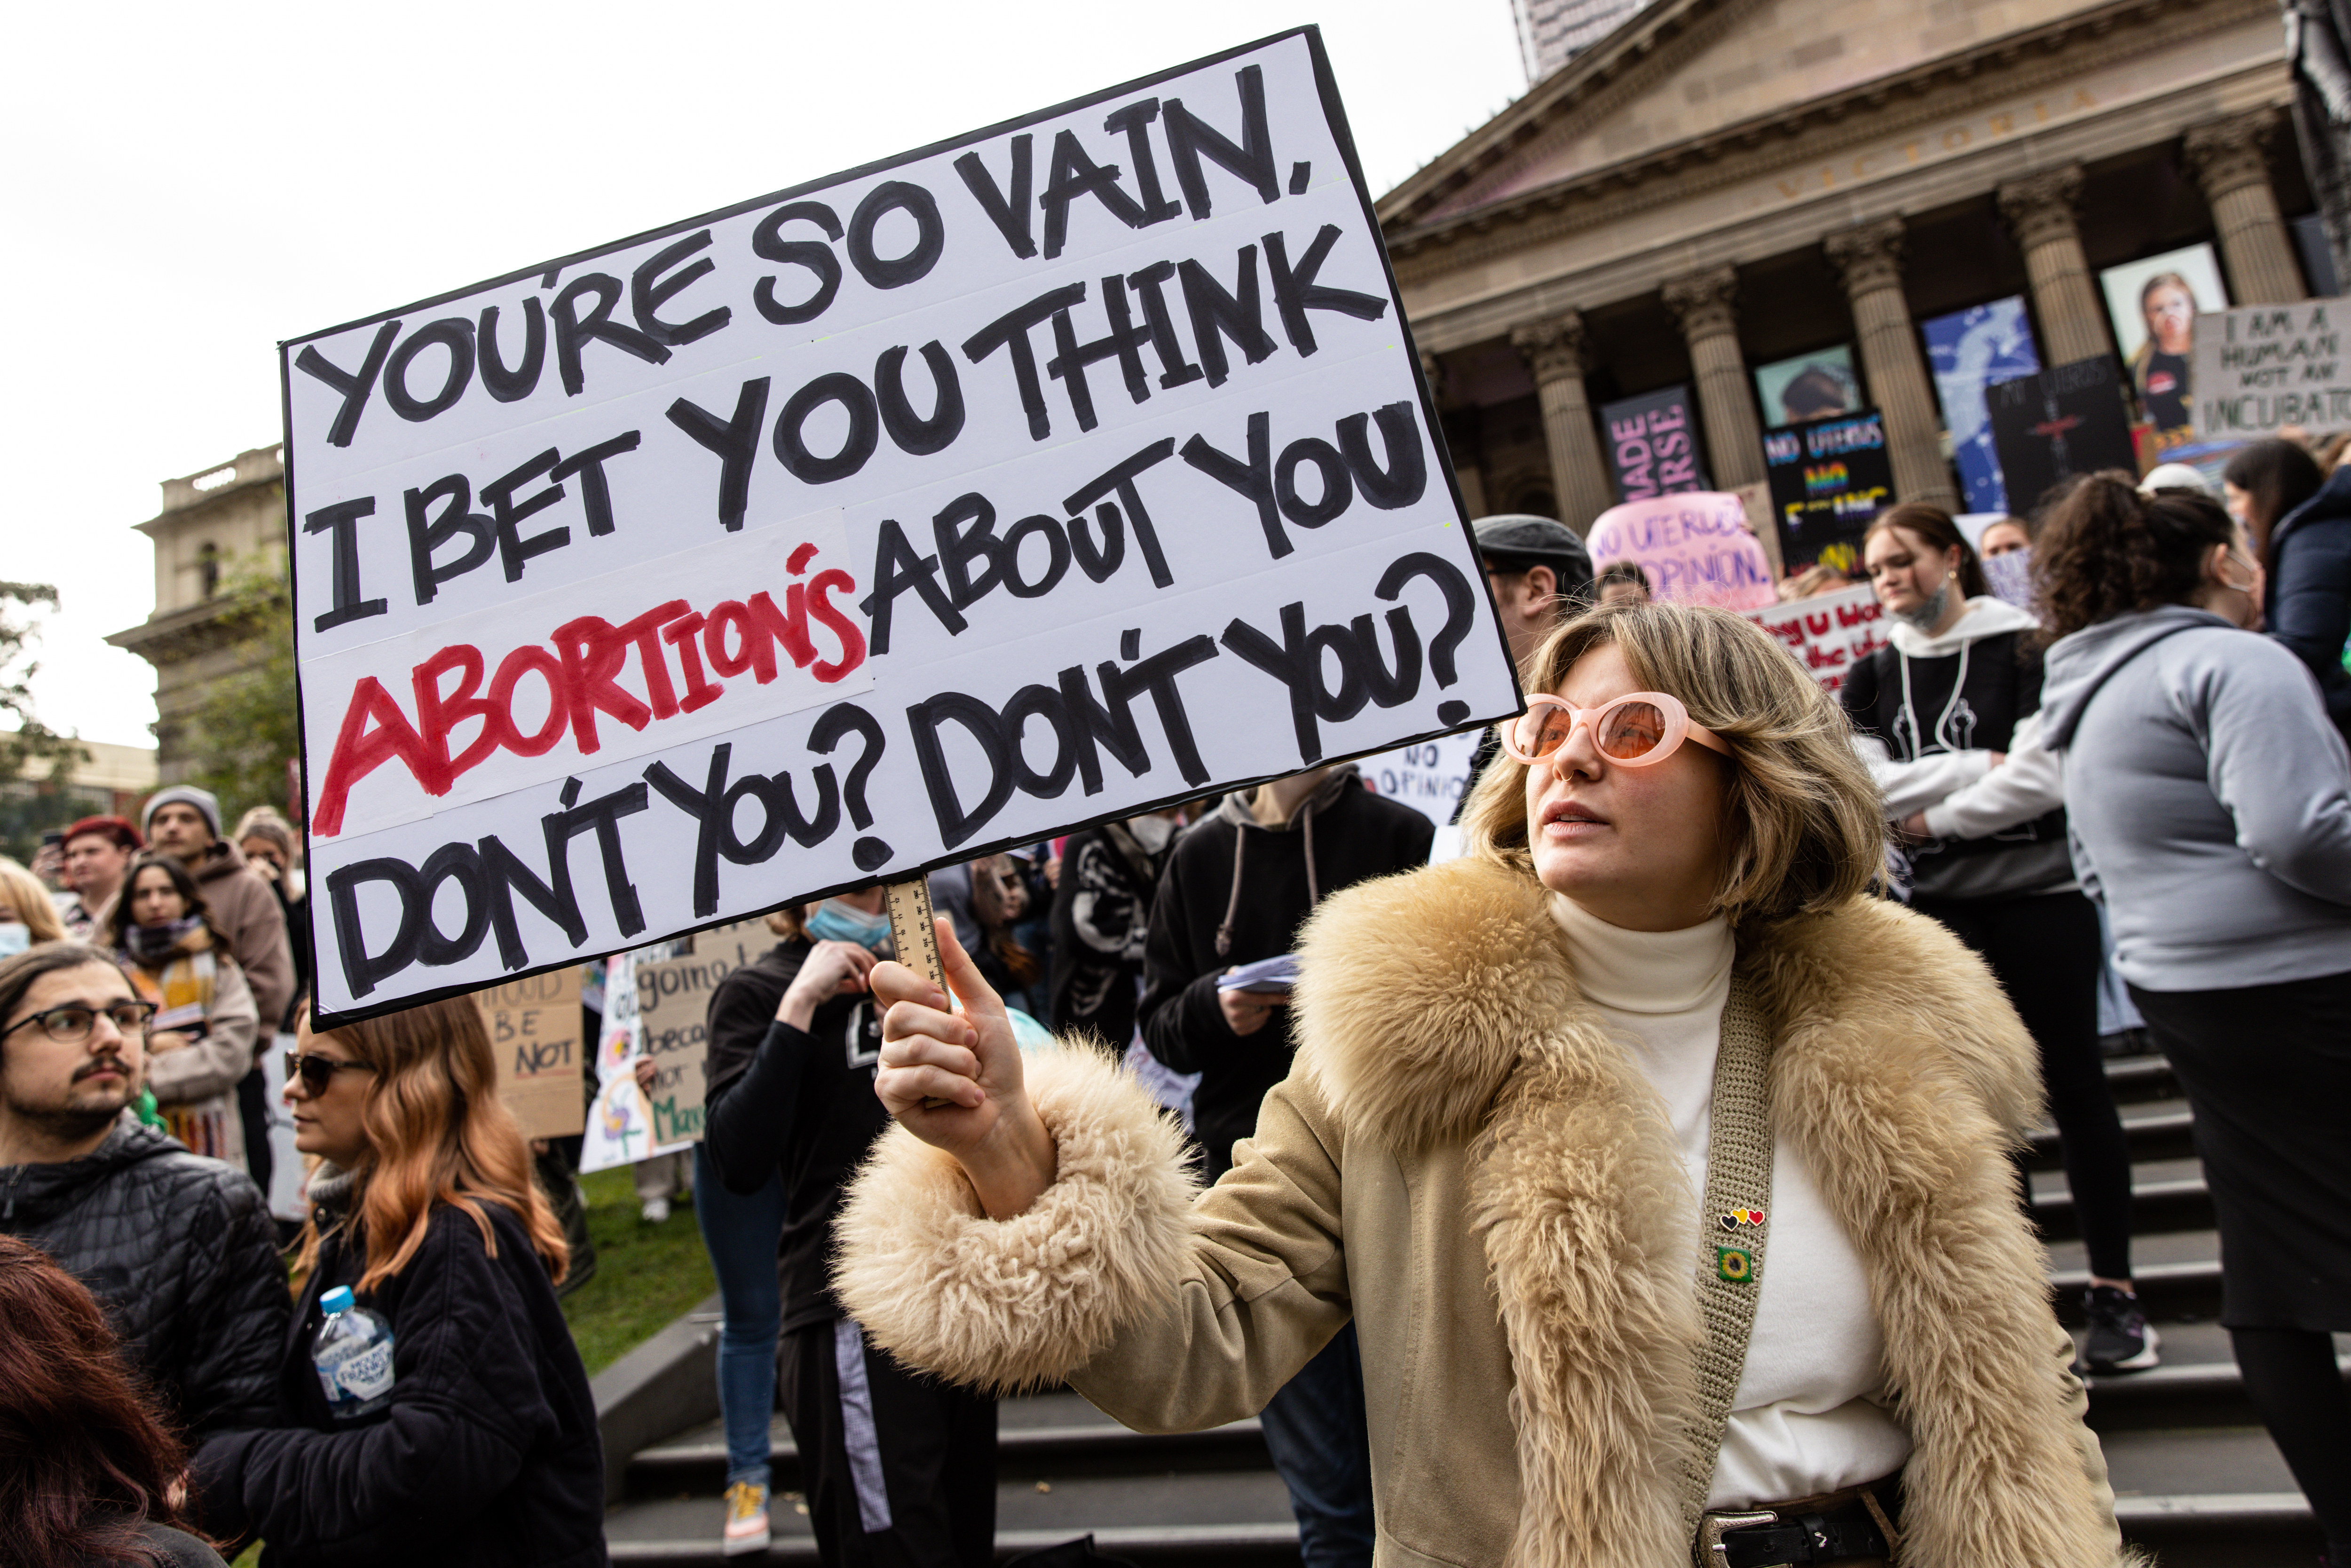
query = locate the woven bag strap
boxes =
[1680,975,1775,1549]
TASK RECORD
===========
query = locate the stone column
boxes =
[1508,315,1616,533]
[1997,167,2114,365]
[2184,112,2308,304]
[1663,267,1766,490]
[1421,350,1489,517]
[1824,218,1959,509]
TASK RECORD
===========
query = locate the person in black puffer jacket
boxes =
[2228,440,2351,745]
[0,942,285,1446]
[194,996,602,1568]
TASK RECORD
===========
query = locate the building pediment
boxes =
[1381,0,2263,252]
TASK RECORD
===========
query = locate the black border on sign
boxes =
[287,24,1526,1030]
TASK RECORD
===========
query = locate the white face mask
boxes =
[1126,814,1177,853]
[0,922,29,958]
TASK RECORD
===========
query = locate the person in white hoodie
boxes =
[1839,504,2151,1376]
[2034,474,2351,1568]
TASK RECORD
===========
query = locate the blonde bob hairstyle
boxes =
[1457,600,1885,926]
[0,859,66,944]
[294,996,568,1294]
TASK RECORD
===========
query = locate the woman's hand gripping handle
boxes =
[871,918,1057,1220]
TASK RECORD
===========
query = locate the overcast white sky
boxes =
[3,1,1523,751]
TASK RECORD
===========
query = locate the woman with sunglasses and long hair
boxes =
[191,997,603,1565]
[2035,473,2351,1567]
[104,855,260,1169]
[833,600,2131,1568]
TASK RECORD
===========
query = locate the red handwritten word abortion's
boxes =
[314,547,864,837]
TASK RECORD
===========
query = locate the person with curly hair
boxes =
[2035,472,2351,1566]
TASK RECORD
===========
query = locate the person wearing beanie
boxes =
[141,787,292,1200]
[1450,515,1597,825]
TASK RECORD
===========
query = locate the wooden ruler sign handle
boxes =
[882,877,955,1110]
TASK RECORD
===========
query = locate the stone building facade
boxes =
[108,446,286,784]
[1382,0,2317,543]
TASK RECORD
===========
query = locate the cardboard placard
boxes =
[1583,492,1775,610]
[629,917,780,1152]
[1743,584,1887,694]
[286,29,1518,1025]
[2192,298,2351,441]
[476,967,584,1140]
[1355,729,1483,827]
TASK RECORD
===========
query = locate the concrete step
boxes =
[605,1465,1300,1567]
[625,1403,1269,1497]
[2029,1157,2212,1242]
[2049,1228,2224,1324]
[2025,1099,2196,1171]
[2101,1054,2178,1105]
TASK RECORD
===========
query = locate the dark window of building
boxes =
[198,542,221,599]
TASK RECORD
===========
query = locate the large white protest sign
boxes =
[1744,585,1888,693]
[287,29,1517,1024]
[2192,298,2351,440]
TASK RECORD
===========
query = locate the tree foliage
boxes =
[0,581,89,863]
[183,555,300,825]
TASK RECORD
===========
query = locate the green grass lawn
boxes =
[560,1164,717,1376]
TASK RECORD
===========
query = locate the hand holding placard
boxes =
[870,921,1057,1221]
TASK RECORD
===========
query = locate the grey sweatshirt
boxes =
[2040,604,2351,992]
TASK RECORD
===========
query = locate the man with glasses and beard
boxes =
[0,942,286,1445]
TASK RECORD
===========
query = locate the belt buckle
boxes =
[1696,1508,1779,1565]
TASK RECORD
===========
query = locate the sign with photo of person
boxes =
[1752,346,1862,428]
[281,29,1519,1025]
[2099,244,2230,455]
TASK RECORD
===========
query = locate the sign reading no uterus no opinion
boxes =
[286,28,1519,1024]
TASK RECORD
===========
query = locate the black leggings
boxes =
[1910,890,2134,1281]
[2232,1326,2351,1554]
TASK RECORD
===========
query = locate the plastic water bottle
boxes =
[312,1286,396,1420]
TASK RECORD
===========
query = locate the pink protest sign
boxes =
[1743,584,1887,693]
[1583,492,1776,610]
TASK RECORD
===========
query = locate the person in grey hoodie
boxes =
[1840,503,2148,1375]
[2036,473,2351,1567]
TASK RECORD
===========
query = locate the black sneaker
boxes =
[2077,1285,2160,1374]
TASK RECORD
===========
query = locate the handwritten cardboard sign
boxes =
[627,916,779,1152]
[1743,584,1887,693]
[475,967,584,1140]
[288,29,1517,1025]
[2192,298,2351,441]
[1583,491,1775,610]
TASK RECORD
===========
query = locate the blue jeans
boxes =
[1257,1321,1375,1567]
[693,1143,787,1489]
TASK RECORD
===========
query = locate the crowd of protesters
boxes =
[1,435,2347,1568]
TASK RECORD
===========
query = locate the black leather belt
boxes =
[1699,1497,1892,1566]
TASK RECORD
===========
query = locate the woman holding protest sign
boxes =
[836,599,2130,1568]
[192,996,601,1565]
[700,887,995,1566]
[1840,503,2149,1376]
[107,854,260,1165]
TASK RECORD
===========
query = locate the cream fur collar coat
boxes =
[837,858,2133,1568]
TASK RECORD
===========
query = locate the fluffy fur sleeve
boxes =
[830,1044,1199,1394]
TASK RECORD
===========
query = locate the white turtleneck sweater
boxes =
[1551,896,1914,1509]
